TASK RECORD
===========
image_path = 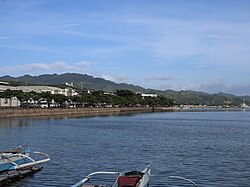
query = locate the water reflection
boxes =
[0,118,32,128]
[0,111,249,187]
[0,117,60,128]
[0,111,152,128]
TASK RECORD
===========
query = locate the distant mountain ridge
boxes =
[0,73,249,106]
[0,73,146,92]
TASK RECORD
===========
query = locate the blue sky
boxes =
[1,0,250,95]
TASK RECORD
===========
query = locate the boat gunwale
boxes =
[71,165,151,187]
[0,147,51,173]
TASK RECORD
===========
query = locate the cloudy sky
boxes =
[1,0,250,95]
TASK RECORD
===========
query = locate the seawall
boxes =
[0,107,167,118]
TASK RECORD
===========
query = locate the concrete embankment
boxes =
[0,107,169,118]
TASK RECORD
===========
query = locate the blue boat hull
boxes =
[1,146,51,174]
[0,157,29,173]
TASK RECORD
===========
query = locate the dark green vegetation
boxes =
[0,73,249,106]
[0,89,174,108]
[166,90,250,106]
[0,73,145,92]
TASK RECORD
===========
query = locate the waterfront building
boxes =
[141,93,158,98]
[0,84,78,107]
[0,85,78,97]
[0,97,20,107]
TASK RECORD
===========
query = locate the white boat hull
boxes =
[0,147,51,173]
[71,165,151,187]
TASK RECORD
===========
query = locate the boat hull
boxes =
[0,154,29,173]
[0,159,27,173]
[0,146,51,173]
[71,165,151,187]
[112,165,151,187]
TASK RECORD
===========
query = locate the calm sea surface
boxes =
[0,110,249,187]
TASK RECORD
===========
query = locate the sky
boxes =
[1,0,250,95]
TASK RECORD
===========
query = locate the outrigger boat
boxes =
[71,165,151,187]
[0,146,51,173]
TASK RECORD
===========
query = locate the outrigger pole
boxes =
[7,151,51,170]
[169,175,198,187]
[71,171,120,187]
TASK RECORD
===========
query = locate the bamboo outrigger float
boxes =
[71,165,151,187]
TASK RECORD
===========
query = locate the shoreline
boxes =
[0,106,247,119]
[0,107,178,119]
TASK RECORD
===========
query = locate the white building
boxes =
[0,85,78,107]
[65,82,74,87]
[0,85,78,97]
[141,93,157,98]
[0,85,19,92]
[17,86,63,94]
[0,81,9,85]
[62,88,78,96]
[0,77,79,96]
[0,97,20,107]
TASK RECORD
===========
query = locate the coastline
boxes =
[0,107,178,119]
[0,106,246,119]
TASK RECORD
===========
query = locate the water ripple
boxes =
[1,111,249,186]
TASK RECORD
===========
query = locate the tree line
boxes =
[0,89,174,108]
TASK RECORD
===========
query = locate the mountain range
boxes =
[0,73,249,106]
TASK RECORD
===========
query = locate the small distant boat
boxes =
[71,165,151,187]
[241,99,248,108]
[0,146,51,173]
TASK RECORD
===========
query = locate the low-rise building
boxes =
[0,84,78,107]
[141,93,157,98]
[0,85,78,96]
[0,81,9,85]
[63,88,78,96]
[0,97,20,107]
[0,85,19,92]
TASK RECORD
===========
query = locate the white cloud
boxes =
[99,74,115,82]
[115,15,250,68]
[76,60,94,67]
[60,23,81,28]
[181,81,250,95]
[114,75,131,83]
[25,63,50,70]
[197,82,227,93]
[0,60,94,75]
[205,34,233,40]
[194,65,209,69]
[0,36,10,40]
[98,74,131,83]
[146,76,175,81]
[50,61,76,70]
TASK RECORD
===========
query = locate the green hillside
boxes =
[0,73,249,106]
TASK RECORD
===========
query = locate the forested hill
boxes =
[0,73,146,92]
[0,73,249,106]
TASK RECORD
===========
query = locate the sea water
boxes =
[0,110,249,186]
